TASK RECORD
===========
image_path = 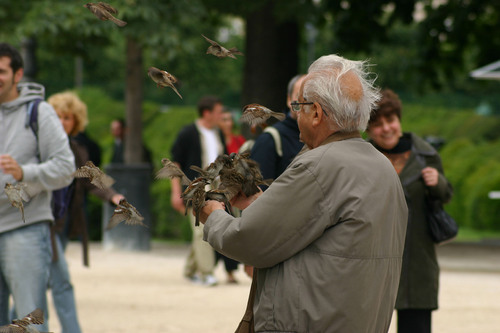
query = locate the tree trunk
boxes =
[124,37,144,164]
[242,2,299,131]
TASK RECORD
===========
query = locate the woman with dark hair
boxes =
[366,89,453,333]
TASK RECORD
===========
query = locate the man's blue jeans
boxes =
[0,222,51,332]
[49,233,82,333]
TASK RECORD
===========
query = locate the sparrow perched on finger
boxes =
[84,2,127,27]
[4,182,30,223]
[156,158,190,185]
[0,308,51,333]
[147,67,183,99]
[106,199,147,230]
[73,161,115,189]
[240,103,286,126]
[201,34,244,59]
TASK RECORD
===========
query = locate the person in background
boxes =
[250,74,305,183]
[366,89,453,333]
[198,54,408,332]
[217,110,245,283]
[0,42,74,331]
[48,91,124,333]
[110,118,126,164]
[170,95,226,286]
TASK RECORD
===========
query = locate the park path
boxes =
[46,241,500,333]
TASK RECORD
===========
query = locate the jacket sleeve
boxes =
[204,160,332,268]
[22,102,75,193]
[426,151,453,203]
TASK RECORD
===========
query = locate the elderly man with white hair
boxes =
[199,54,408,333]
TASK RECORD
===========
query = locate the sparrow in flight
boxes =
[147,67,183,99]
[4,182,30,223]
[106,199,147,230]
[240,103,285,126]
[84,2,127,27]
[156,158,190,185]
[0,308,50,333]
[73,161,115,189]
[181,177,208,226]
[201,34,244,59]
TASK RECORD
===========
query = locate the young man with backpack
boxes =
[0,43,75,331]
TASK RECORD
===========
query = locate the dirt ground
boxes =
[46,241,500,333]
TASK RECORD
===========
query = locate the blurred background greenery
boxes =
[1,0,499,241]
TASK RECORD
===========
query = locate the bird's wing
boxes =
[170,85,183,99]
[239,111,267,126]
[24,308,44,325]
[201,34,219,46]
[107,15,127,27]
[100,174,116,188]
[97,2,118,14]
[0,325,24,333]
[106,213,125,230]
[270,111,286,121]
[228,47,244,56]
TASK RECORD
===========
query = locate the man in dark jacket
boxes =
[250,74,305,184]
[170,95,225,286]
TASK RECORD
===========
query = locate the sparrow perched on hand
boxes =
[84,2,127,27]
[4,182,30,223]
[189,154,232,183]
[205,189,233,216]
[201,34,244,59]
[181,177,208,226]
[106,199,147,230]
[73,161,115,189]
[240,103,286,126]
[156,158,190,185]
[147,67,183,99]
[0,308,50,333]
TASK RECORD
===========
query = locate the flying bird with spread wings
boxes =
[147,67,183,99]
[106,199,147,230]
[156,158,190,185]
[240,103,286,126]
[84,2,127,27]
[0,308,51,333]
[73,161,115,189]
[201,34,244,59]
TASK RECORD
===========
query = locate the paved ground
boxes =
[46,241,500,333]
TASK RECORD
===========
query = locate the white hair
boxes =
[304,54,380,132]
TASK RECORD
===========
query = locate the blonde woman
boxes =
[47,91,123,333]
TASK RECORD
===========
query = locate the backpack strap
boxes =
[25,99,43,160]
[263,126,283,157]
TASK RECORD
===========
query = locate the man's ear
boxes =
[311,102,323,127]
[14,68,24,84]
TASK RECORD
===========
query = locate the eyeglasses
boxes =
[290,101,314,112]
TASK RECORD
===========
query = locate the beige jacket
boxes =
[204,132,408,333]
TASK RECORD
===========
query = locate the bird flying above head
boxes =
[73,161,115,189]
[201,34,244,59]
[106,199,147,230]
[84,2,127,27]
[156,158,191,185]
[240,103,286,127]
[4,182,30,223]
[147,67,183,99]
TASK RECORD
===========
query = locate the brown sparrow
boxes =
[73,161,115,189]
[4,182,30,223]
[201,34,244,59]
[106,199,147,230]
[240,103,285,126]
[0,308,50,333]
[156,158,190,185]
[147,67,183,99]
[84,2,127,27]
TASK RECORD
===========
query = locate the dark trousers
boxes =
[397,309,432,333]
[215,251,239,272]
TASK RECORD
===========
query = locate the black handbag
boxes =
[426,196,458,244]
